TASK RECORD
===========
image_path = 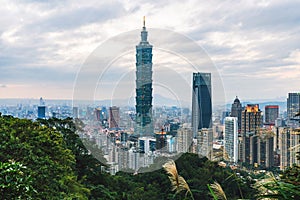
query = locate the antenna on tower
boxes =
[143,16,145,27]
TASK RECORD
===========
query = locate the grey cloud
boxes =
[241,1,300,31]
[1,0,300,100]
[28,2,126,32]
[0,61,77,84]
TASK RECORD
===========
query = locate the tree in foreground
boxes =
[0,115,89,199]
[0,160,36,199]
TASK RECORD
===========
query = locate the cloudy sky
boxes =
[1,0,300,104]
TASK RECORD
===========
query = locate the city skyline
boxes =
[0,1,300,102]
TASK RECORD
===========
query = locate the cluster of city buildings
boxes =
[224,94,300,170]
[1,19,299,174]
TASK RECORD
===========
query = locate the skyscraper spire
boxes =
[141,16,148,42]
[135,17,153,136]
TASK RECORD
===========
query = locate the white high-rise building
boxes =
[224,117,238,162]
[197,128,213,160]
[177,126,193,153]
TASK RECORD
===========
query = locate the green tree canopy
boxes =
[0,115,89,199]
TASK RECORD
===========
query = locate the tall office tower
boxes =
[37,106,46,119]
[135,17,154,136]
[224,117,238,163]
[240,104,262,163]
[192,72,212,138]
[265,105,279,125]
[37,97,46,119]
[109,106,120,129]
[177,126,193,153]
[230,96,243,133]
[287,93,300,126]
[196,128,213,160]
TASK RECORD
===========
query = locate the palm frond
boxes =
[163,160,194,199]
[208,181,227,200]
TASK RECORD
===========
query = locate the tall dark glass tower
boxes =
[135,17,154,136]
[287,93,300,126]
[231,96,243,133]
[192,73,212,137]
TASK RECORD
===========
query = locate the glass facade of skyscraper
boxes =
[191,72,212,137]
[135,19,154,136]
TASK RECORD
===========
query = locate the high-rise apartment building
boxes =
[192,72,212,137]
[257,133,274,168]
[135,17,154,136]
[196,128,213,160]
[279,127,300,170]
[279,127,291,170]
[109,106,120,129]
[265,105,279,125]
[290,130,300,167]
[230,96,243,133]
[177,126,193,153]
[224,117,238,163]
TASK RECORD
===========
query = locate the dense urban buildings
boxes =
[135,17,154,136]
[224,117,238,163]
[1,16,300,174]
[264,105,279,125]
[191,72,212,137]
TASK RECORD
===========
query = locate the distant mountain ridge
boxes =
[0,97,287,111]
[0,94,190,108]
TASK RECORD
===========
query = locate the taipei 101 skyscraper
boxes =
[135,17,154,136]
